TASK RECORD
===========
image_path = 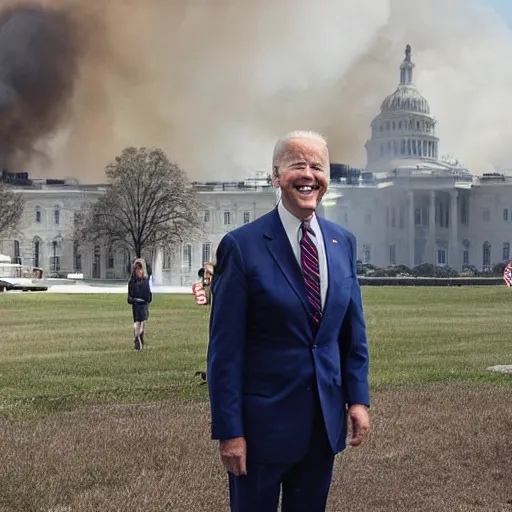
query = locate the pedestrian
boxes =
[127,258,152,351]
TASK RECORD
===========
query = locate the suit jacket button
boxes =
[306,385,313,391]
[312,344,318,349]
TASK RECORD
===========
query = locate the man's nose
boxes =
[300,166,315,178]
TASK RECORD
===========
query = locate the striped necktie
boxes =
[300,220,322,325]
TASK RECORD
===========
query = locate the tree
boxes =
[0,183,25,239]
[75,147,202,259]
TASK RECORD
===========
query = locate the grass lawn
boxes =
[0,288,511,511]
[0,287,511,417]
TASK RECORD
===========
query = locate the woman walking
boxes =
[127,258,152,351]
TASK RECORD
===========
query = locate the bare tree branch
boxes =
[0,183,25,238]
[74,147,202,258]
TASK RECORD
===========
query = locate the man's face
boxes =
[274,137,329,219]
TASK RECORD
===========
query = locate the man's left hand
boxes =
[348,404,370,447]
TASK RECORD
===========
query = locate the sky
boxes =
[6,0,512,181]
[487,0,512,25]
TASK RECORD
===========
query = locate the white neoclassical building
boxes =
[323,45,512,271]
[2,45,512,284]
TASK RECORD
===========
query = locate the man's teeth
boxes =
[297,185,319,191]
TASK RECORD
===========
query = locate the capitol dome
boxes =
[365,45,440,173]
[380,85,430,114]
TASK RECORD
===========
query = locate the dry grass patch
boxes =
[0,383,510,512]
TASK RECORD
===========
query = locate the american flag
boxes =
[504,261,512,287]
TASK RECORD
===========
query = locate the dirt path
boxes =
[0,384,510,511]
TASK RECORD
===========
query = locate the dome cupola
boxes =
[380,45,431,115]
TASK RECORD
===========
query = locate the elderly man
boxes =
[207,131,370,511]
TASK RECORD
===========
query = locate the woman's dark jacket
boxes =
[128,276,152,322]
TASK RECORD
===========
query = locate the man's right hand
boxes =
[219,437,247,476]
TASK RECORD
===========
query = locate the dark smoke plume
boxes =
[2,1,512,183]
[0,3,79,170]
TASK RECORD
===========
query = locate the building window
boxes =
[363,244,371,264]
[414,208,421,226]
[73,241,82,272]
[203,210,210,223]
[54,206,60,226]
[163,249,171,269]
[463,250,469,266]
[35,206,41,223]
[401,140,406,155]
[243,211,251,224]
[183,244,192,272]
[223,211,231,225]
[398,121,402,130]
[50,255,61,272]
[202,242,211,264]
[437,249,446,265]
[13,240,20,264]
[504,209,509,222]
[503,243,510,261]
[107,247,114,269]
[389,244,396,265]
[407,139,412,155]
[391,206,396,228]
[33,240,40,268]
[93,245,101,278]
[483,208,490,222]
[483,241,491,269]
[124,250,131,274]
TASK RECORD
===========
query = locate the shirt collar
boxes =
[277,200,319,238]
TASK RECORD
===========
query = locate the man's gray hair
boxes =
[272,130,329,174]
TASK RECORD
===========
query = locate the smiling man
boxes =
[207,131,370,512]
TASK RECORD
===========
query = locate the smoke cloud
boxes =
[1,0,511,182]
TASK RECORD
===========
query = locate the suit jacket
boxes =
[207,207,370,464]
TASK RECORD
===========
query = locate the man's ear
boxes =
[272,166,280,189]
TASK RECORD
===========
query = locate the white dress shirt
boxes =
[277,200,328,309]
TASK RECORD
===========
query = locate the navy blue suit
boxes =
[207,207,370,511]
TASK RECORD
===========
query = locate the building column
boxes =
[409,191,415,268]
[449,190,459,269]
[152,246,164,286]
[428,190,436,264]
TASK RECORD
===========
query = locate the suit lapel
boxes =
[318,217,338,314]
[315,218,346,340]
[263,208,311,316]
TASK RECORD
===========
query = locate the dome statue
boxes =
[379,45,430,115]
